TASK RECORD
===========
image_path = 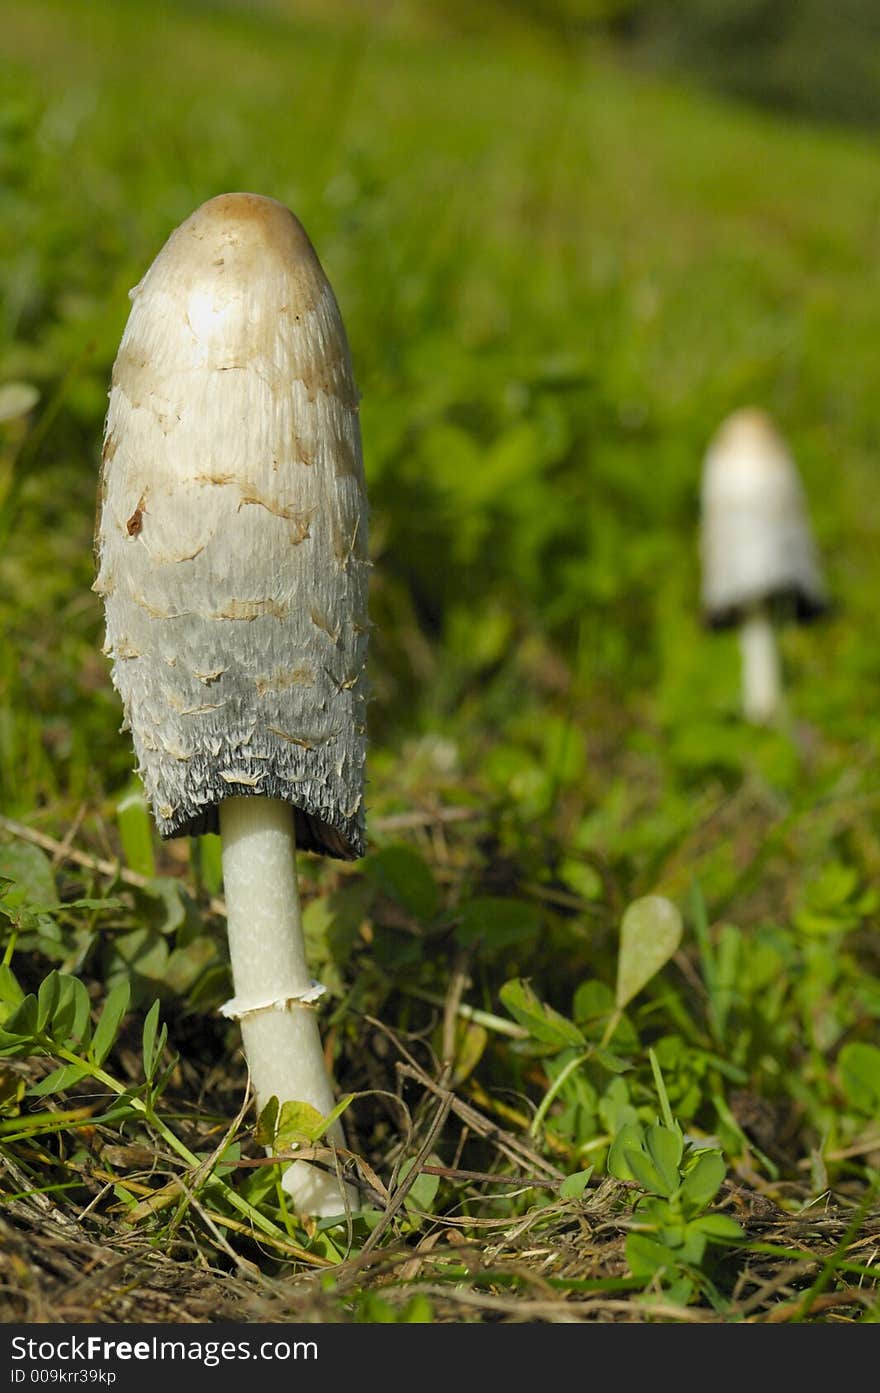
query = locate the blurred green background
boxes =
[1,0,880,1287]
[3,0,880,837]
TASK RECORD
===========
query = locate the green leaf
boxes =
[645,1123,683,1193]
[116,781,156,879]
[542,714,586,788]
[302,882,372,993]
[317,1091,354,1138]
[573,978,639,1049]
[104,927,170,1000]
[199,1142,240,1178]
[607,1121,645,1181]
[0,965,24,1011]
[0,1030,29,1058]
[838,1042,880,1114]
[625,1232,675,1278]
[0,994,39,1051]
[681,1150,726,1207]
[67,977,92,1046]
[56,897,123,914]
[456,897,541,951]
[366,845,438,920]
[616,895,683,1010]
[635,1195,669,1226]
[49,975,82,1043]
[163,937,218,996]
[560,1167,593,1198]
[142,998,162,1081]
[36,972,61,1032]
[90,980,130,1066]
[399,1296,434,1323]
[29,1061,91,1096]
[677,1226,707,1265]
[664,1275,696,1306]
[649,1046,678,1132]
[192,833,224,896]
[591,1047,631,1074]
[0,844,56,912]
[275,1094,352,1149]
[805,862,858,908]
[689,1213,744,1242]
[254,1095,280,1148]
[499,979,585,1049]
[275,1099,327,1147]
[560,858,603,902]
[794,863,874,936]
[139,878,187,936]
[712,923,741,1043]
[599,1076,639,1135]
[625,1147,674,1198]
[450,1020,488,1088]
[572,978,615,1026]
[399,1155,441,1214]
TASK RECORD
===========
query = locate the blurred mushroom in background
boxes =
[700,407,828,724]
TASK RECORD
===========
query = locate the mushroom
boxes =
[699,407,827,724]
[94,193,368,1215]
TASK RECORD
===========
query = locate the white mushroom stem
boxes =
[219,796,351,1216]
[738,603,782,725]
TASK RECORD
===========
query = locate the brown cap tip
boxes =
[183,192,316,260]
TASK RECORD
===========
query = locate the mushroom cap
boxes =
[95,193,368,858]
[699,408,827,629]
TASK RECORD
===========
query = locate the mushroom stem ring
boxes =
[220,981,328,1020]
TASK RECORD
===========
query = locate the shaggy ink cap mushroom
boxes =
[95,192,369,859]
[700,407,827,631]
[699,408,827,726]
[95,193,368,1214]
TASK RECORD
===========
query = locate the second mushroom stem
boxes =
[738,602,782,725]
[218,796,350,1217]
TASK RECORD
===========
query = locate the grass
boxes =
[0,0,879,1323]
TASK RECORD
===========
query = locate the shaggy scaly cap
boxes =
[700,408,827,629]
[95,193,368,857]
